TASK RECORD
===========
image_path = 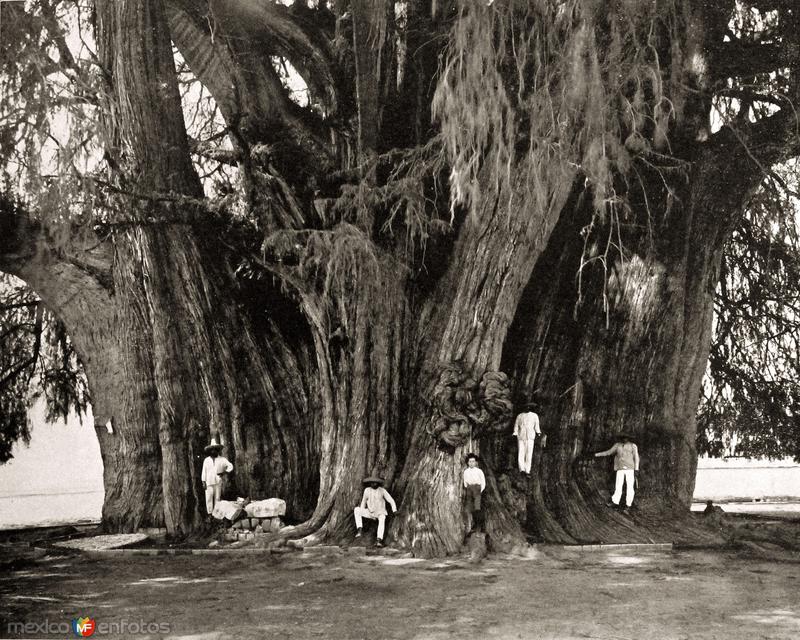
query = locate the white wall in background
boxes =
[0,399,104,529]
[693,457,800,501]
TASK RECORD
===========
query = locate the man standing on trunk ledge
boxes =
[514,403,541,475]
[463,453,486,533]
[594,433,639,513]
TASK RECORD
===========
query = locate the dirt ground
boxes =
[2,536,800,640]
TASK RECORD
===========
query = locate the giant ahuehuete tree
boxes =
[1,0,799,555]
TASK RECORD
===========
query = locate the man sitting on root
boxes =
[354,475,397,547]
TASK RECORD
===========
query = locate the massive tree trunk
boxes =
[58,0,317,535]
[503,138,774,543]
[393,165,575,555]
[0,184,316,536]
[0,235,166,531]
[277,264,408,546]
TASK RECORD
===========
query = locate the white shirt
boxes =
[463,467,486,491]
[359,487,397,517]
[514,412,541,440]
[202,456,233,485]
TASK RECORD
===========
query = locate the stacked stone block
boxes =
[221,498,286,542]
[230,516,284,532]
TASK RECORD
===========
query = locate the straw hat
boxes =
[204,437,224,454]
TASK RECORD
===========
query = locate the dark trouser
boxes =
[465,484,482,511]
[466,484,484,531]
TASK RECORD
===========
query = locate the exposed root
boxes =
[284,524,331,550]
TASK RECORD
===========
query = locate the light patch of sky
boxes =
[173,47,314,198]
[175,51,229,141]
[272,56,311,108]
[59,0,96,61]
[40,107,102,177]
[174,50,238,200]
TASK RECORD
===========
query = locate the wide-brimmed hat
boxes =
[204,437,224,454]
[362,476,384,485]
[615,433,635,442]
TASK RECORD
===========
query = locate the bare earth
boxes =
[2,540,800,640]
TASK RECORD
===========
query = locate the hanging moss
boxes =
[434,0,690,222]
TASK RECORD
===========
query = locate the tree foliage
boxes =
[0,268,88,462]
[700,164,800,460]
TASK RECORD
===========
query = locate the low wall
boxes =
[693,458,800,501]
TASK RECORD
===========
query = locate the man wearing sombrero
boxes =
[353,475,397,547]
[594,433,639,513]
[201,437,233,517]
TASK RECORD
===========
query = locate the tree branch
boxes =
[743,108,800,164]
[24,301,44,389]
[188,136,241,165]
[0,194,112,295]
[206,0,338,112]
[0,355,37,392]
[39,0,78,72]
[717,88,788,108]
[711,40,791,82]
[97,0,202,196]
[165,0,336,165]
[0,300,39,312]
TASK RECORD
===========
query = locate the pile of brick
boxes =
[230,516,283,534]
[219,498,286,542]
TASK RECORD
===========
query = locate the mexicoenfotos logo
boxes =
[7,617,171,636]
[72,617,96,637]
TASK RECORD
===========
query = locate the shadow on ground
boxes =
[1,526,800,640]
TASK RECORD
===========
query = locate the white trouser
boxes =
[205,483,222,515]
[612,469,635,507]
[354,507,386,539]
[517,438,535,473]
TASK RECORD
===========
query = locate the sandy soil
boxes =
[2,538,800,640]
